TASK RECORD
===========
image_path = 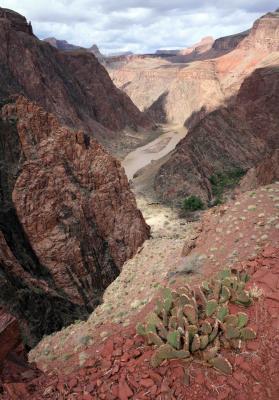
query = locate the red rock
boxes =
[101,340,114,358]
[172,366,184,379]
[0,308,21,364]
[68,377,78,390]
[239,361,251,372]
[266,292,279,302]
[227,377,242,390]
[139,378,155,388]
[262,247,277,258]
[258,273,278,291]
[233,371,248,385]
[195,372,205,385]
[121,353,130,362]
[3,382,29,397]
[0,96,150,346]
[83,394,95,400]
[118,379,133,400]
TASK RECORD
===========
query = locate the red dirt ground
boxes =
[1,246,279,400]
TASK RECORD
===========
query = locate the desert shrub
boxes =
[210,168,246,204]
[182,195,204,212]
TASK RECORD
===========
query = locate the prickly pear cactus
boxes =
[136,268,257,376]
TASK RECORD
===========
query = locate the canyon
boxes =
[0,5,279,400]
[0,8,153,154]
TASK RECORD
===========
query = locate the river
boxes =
[122,125,187,179]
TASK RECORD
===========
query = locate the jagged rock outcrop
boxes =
[0,96,150,346]
[154,66,279,203]
[0,8,149,150]
[240,150,279,192]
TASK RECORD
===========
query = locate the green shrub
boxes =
[182,195,204,212]
[210,168,246,203]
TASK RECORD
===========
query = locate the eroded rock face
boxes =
[154,66,279,204]
[0,308,21,364]
[0,96,150,346]
[0,8,149,149]
[212,30,250,51]
[239,10,279,51]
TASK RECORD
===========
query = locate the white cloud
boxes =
[0,0,277,53]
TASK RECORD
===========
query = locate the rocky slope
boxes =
[154,66,279,204]
[0,8,150,151]
[0,96,149,348]
[2,182,279,399]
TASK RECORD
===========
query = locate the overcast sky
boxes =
[1,1,278,54]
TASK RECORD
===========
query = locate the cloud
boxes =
[0,0,277,53]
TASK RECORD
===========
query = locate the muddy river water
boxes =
[122,125,187,179]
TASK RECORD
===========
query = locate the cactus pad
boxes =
[240,327,257,340]
[237,312,249,328]
[205,299,218,316]
[210,356,232,375]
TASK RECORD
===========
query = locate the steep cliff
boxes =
[154,66,279,204]
[212,30,250,51]
[0,96,150,346]
[0,8,149,149]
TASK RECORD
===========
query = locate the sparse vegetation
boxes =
[137,268,256,374]
[182,195,204,212]
[210,168,246,204]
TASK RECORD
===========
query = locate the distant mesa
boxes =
[44,37,84,51]
[108,51,134,57]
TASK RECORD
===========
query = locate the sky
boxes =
[1,1,278,54]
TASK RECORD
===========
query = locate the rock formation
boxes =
[212,30,250,51]
[44,38,106,63]
[179,36,214,56]
[108,11,279,126]
[154,66,279,204]
[0,8,150,150]
[0,96,150,347]
[0,308,21,364]
[239,10,279,51]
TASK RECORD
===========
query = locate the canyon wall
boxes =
[0,96,150,346]
[0,8,149,150]
[154,66,279,204]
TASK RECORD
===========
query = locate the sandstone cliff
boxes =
[212,30,250,51]
[154,66,279,204]
[0,8,149,150]
[0,96,150,346]
[108,11,279,127]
